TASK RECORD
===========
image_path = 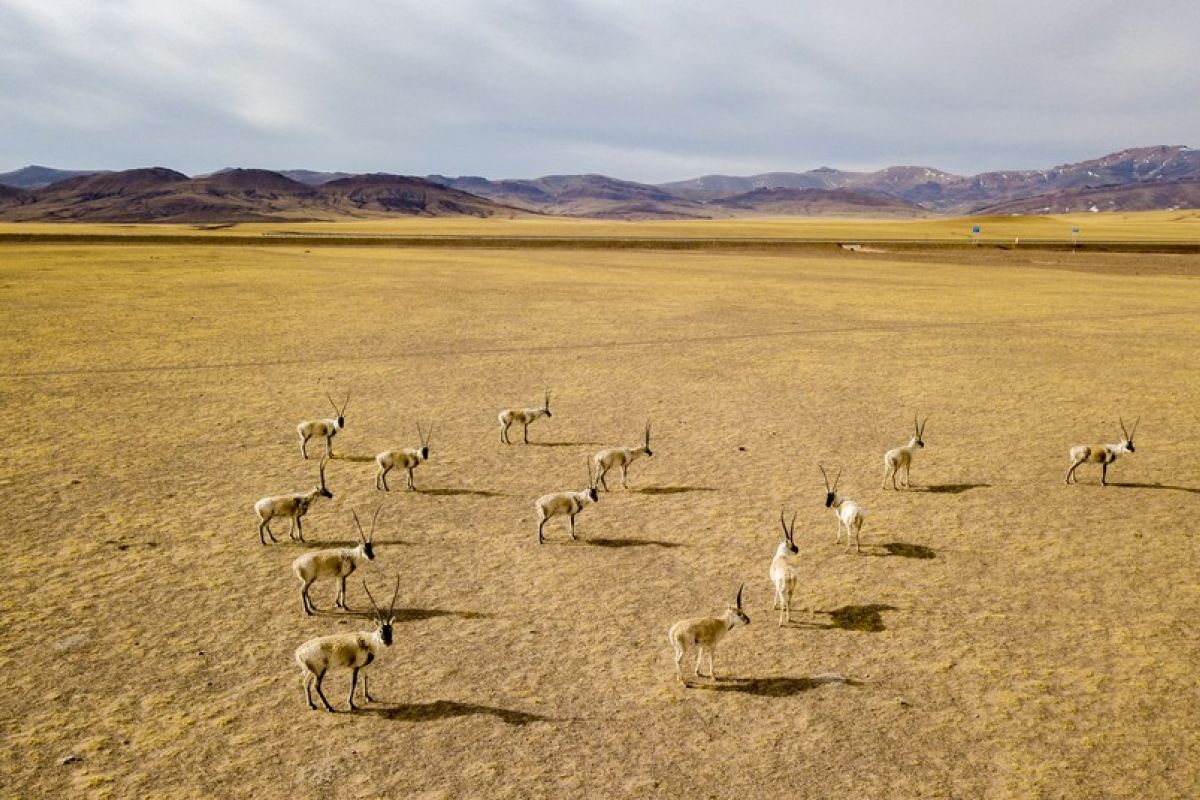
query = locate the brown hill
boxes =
[0,168,524,222]
[0,184,30,206]
[318,174,521,217]
[969,178,1200,215]
[708,187,928,217]
[430,173,713,218]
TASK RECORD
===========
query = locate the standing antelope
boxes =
[535,460,600,544]
[499,390,552,444]
[821,465,866,554]
[254,456,333,545]
[295,577,399,712]
[883,414,928,490]
[292,506,380,616]
[297,393,349,460]
[593,422,653,491]
[668,584,750,684]
[1065,416,1140,486]
[770,509,801,626]
[375,423,432,491]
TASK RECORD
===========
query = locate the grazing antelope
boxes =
[883,414,927,490]
[820,465,866,554]
[292,506,380,616]
[770,509,801,626]
[295,577,399,712]
[297,393,349,460]
[1065,416,1140,486]
[499,390,552,444]
[668,584,750,684]
[535,460,600,544]
[593,422,653,491]
[254,456,333,545]
[375,423,432,491]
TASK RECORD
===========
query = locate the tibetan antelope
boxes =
[295,577,399,712]
[254,456,333,545]
[375,423,432,491]
[499,390,552,444]
[297,392,350,460]
[770,509,801,626]
[1065,416,1140,486]
[535,460,599,544]
[820,464,866,553]
[593,422,653,491]
[292,506,381,616]
[883,414,927,489]
[668,584,750,684]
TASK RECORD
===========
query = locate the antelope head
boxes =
[327,391,350,429]
[779,507,798,554]
[730,583,750,625]
[416,422,433,461]
[317,455,333,499]
[913,414,928,448]
[819,464,841,508]
[1120,416,1140,452]
[363,575,400,646]
[351,505,382,561]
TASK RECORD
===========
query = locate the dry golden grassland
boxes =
[1,224,1198,798]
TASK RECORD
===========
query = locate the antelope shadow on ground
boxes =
[911,483,990,495]
[632,485,715,495]
[684,674,859,696]
[868,542,937,559]
[311,607,490,622]
[784,604,897,633]
[584,536,683,549]
[1110,482,1200,495]
[418,487,505,497]
[526,440,602,448]
[352,700,549,726]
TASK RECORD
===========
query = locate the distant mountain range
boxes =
[1,145,1196,222]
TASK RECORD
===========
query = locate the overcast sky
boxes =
[1,1,1197,182]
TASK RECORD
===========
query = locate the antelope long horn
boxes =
[1119,417,1129,439]
[369,504,383,539]
[1130,416,1140,438]
[351,508,366,541]
[387,574,400,617]
[363,580,382,617]
[341,392,350,414]
[326,392,338,414]
[735,583,744,610]
[819,464,831,492]
[779,507,788,537]
[914,414,919,436]
[789,512,798,540]
[832,468,842,492]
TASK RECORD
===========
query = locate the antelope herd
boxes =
[251,393,1143,705]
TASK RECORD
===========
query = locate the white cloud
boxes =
[0,0,1196,180]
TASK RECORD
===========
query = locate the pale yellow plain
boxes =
[1,219,1198,798]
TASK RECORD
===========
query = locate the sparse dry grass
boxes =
[1,228,1198,798]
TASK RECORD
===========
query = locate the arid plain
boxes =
[2,217,1199,798]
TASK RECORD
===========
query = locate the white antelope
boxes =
[1065,416,1140,486]
[883,414,928,490]
[297,392,349,460]
[295,577,399,712]
[535,460,600,544]
[820,464,866,554]
[593,422,653,491]
[375,423,432,492]
[292,506,380,616]
[668,584,750,684]
[499,390,552,444]
[770,509,801,626]
[254,456,333,545]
